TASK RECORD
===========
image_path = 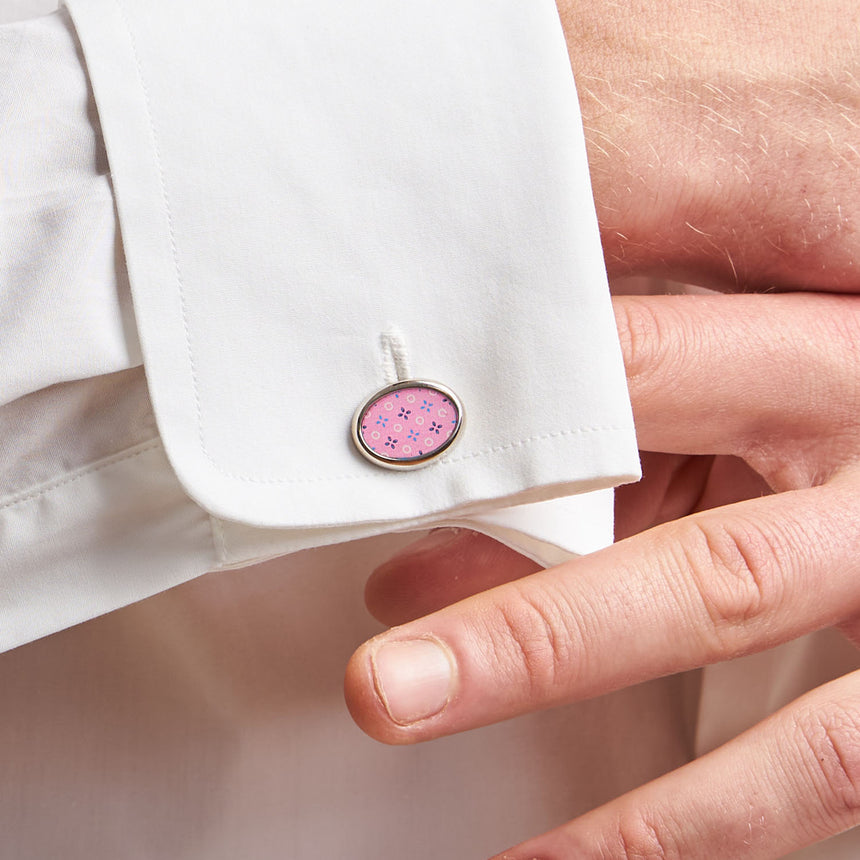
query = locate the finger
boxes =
[493,670,860,860]
[614,293,860,484]
[365,529,538,626]
[368,457,770,626]
[614,453,773,540]
[344,475,860,743]
[366,293,855,628]
[613,452,717,541]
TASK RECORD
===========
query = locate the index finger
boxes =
[344,477,860,743]
[345,293,860,742]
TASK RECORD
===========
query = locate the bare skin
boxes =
[346,3,860,858]
[563,0,860,291]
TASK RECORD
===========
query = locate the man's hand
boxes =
[345,4,860,856]
[346,293,860,858]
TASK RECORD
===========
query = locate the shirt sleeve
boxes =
[0,2,639,651]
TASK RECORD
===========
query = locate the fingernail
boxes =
[371,637,454,725]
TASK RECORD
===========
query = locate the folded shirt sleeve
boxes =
[0,2,639,651]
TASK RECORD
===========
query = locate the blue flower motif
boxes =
[376,416,388,427]
[420,399,434,412]
[429,421,442,435]
[384,436,398,449]
[398,407,412,419]
[407,428,420,441]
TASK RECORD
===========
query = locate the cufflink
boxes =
[352,380,464,470]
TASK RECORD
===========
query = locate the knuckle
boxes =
[602,809,681,860]
[793,703,860,831]
[613,298,680,385]
[677,517,786,653]
[485,584,581,698]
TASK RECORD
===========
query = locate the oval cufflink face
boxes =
[352,380,464,470]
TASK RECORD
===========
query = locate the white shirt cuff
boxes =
[0,3,639,650]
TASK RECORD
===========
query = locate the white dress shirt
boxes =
[2,1,638,652]
[1,3,857,858]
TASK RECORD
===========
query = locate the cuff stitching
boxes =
[0,438,161,512]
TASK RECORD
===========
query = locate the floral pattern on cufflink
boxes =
[353,381,463,469]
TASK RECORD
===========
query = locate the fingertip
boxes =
[344,633,456,745]
[365,529,539,626]
[343,639,400,743]
[364,528,467,625]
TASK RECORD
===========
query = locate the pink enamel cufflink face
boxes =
[352,380,464,470]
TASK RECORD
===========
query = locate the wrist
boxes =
[557,0,860,291]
